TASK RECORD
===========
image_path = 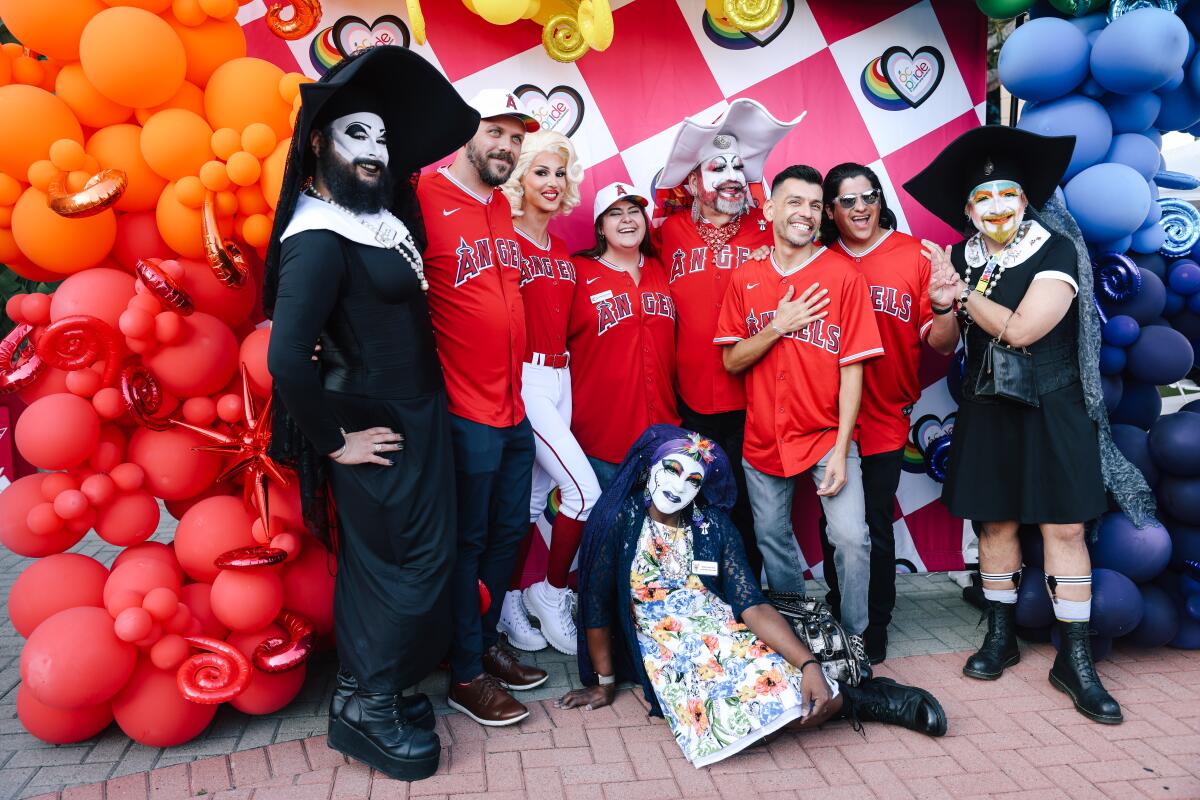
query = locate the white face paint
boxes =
[647,453,706,515]
[328,112,389,169]
[696,151,749,215]
[967,179,1025,245]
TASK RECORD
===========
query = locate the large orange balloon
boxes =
[17,684,114,745]
[179,257,255,327]
[8,553,109,638]
[260,140,290,211]
[21,606,137,709]
[226,624,306,714]
[12,187,117,274]
[49,268,136,330]
[155,181,204,258]
[0,0,107,60]
[80,8,186,108]
[281,537,336,636]
[15,393,102,471]
[101,0,172,11]
[55,63,132,129]
[0,474,88,558]
[133,81,206,127]
[140,109,214,182]
[87,124,168,213]
[211,569,283,632]
[166,14,246,88]
[203,58,291,141]
[111,657,217,746]
[143,311,238,397]
[0,85,84,179]
[126,426,223,501]
[174,495,256,583]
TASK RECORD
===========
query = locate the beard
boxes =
[698,183,750,217]
[317,145,393,214]
[466,140,515,187]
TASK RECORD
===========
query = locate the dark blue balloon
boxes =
[1126,324,1195,384]
[1093,8,1190,94]
[1159,474,1200,524]
[1169,261,1200,294]
[1166,289,1187,317]
[1091,568,1145,637]
[1103,266,1167,323]
[1018,95,1113,181]
[999,18,1090,102]
[1110,422,1161,485]
[1150,410,1200,475]
[1099,344,1128,374]
[1111,379,1162,429]
[1182,398,1200,414]
[1103,315,1142,346]
[1162,68,1188,94]
[1092,511,1173,581]
[1125,583,1180,646]
[1105,133,1164,181]
[1132,250,1168,279]
[1102,92,1163,133]
[1065,163,1151,242]
[1172,309,1200,338]
[1015,566,1054,628]
[1103,372,1125,412]
[1191,293,1200,314]
[1174,525,1200,570]
[1169,609,1200,647]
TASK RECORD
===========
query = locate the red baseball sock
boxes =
[507,524,537,590]
[546,514,585,589]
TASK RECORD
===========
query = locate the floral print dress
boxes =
[630,516,836,767]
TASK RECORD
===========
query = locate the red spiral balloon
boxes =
[0,324,45,394]
[136,259,194,316]
[214,545,288,570]
[252,610,315,673]
[120,364,172,430]
[36,315,120,387]
[176,636,252,704]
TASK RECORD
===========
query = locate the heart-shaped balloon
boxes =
[881,45,945,109]
[332,14,410,58]
[514,83,586,138]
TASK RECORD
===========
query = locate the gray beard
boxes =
[696,186,750,220]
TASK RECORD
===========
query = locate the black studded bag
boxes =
[765,591,869,687]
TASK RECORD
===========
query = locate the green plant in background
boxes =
[0,267,59,337]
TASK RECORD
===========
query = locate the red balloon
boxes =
[210,569,283,633]
[149,634,190,671]
[111,657,216,747]
[114,607,154,643]
[8,553,108,638]
[163,480,237,521]
[17,684,113,745]
[126,425,222,501]
[80,473,116,507]
[280,536,335,637]
[103,557,182,619]
[94,489,160,547]
[226,624,306,715]
[174,495,256,583]
[15,366,70,405]
[49,268,136,331]
[108,462,145,492]
[112,542,184,584]
[111,211,173,273]
[142,587,178,622]
[0,474,87,557]
[178,257,256,328]
[41,472,79,500]
[180,583,229,640]
[21,606,137,709]
[52,489,89,520]
[142,311,238,397]
[14,393,101,470]
[238,325,271,396]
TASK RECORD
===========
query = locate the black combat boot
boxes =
[328,690,441,781]
[963,601,1020,680]
[330,670,435,731]
[1049,621,1122,725]
[839,677,948,737]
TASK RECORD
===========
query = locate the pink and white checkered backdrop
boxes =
[237,0,984,577]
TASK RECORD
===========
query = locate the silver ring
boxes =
[373,444,381,453]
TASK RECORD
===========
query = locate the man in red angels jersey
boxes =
[656,98,804,574]
[715,164,882,637]
[816,163,959,663]
[416,88,547,727]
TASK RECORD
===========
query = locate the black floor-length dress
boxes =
[269,227,455,692]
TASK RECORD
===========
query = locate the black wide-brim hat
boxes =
[902,125,1076,229]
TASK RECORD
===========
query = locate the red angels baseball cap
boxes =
[593,181,652,221]
[466,88,540,132]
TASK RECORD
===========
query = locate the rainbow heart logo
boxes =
[861,45,945,111]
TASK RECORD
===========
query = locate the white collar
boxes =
[597,253,643,273]
[281,193,410,249]
[770,246,825,277]
[837,228,894,258]
[964,220,1052,270]
[438,165,493,205]
[514,226,551,251]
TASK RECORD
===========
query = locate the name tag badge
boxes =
[590,289,614,304]
[691,560,718,576]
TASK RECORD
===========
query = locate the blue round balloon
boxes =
[1111,379,1163,429]
[1105,133,1164,181]
[1125,583,1180,647]
[1100,343,1128,374]
[1166,289,1187,316]
[1191,294,1200,315]
[1092,8,1190,94]
[1015,566,1054,628]
[1169,609,1200,647]
[1143,197,1165,228]
[1169,260,1200,294]
[1150,410,1200,475]
[1103,266,1167,323]
[1018,95,1113,181]
[1068,11,1109,35]
[1127,324,1196,384]
[1155,80,1200,131]
[1172,523,1200,570]
[1111,422,1161,485]
[1102,92,1163,133]
[1103,315,1142,346]
[1159,474,1200,524]
[1132,220,1167,253]
[1091,568,1145,637]
[1172,309,1200,339]
[1183,398,1200,414]
[999,18,1090,102]
[1092,511,1173,581]
[1133,250,1168,279]
[1102,372,1125,411]
[1065,163,1151,242]
[1162,67,1188,94]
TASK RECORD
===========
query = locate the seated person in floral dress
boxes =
[558,424,947,767]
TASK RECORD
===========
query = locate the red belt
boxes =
[527,352,570,368]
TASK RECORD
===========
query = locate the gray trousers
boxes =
[743,444,871,635]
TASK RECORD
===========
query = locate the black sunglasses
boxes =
[834,189,881,209]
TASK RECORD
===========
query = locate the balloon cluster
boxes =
[0,0,340,748]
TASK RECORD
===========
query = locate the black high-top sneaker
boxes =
[330,670,435,731]
[839,678,948,737]
[328,691,441,781]
[963,601,1020,680]
[1049,621,1123,725]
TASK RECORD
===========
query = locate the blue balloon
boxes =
[999,18,1090,102]
[1111,379,1162,429]
[1092,8,1190,94]
[1091,568,1145,637]
[1133,250,1168,278]
[1160,474,1200,524]
[1131,219,1167,253]
[1150,409,1200,475]
[1144,130,1164,151]
[1103,372,1125,411]
[1064,163,1151,242]
[1192,293,1200,314]
[1169,608,1200,647]
[1155,80,1200,131]
[1144,199,1164,228]
[1103,314,1142,346]
[1102,92,1163,133]
[1092,511,1173,581]
[1105,133,1164,180]
[1162,67,1188,94]
[1174,309,1200,338]
[1127,324,1195,384]
[1100,343,1128,374]
[1102,265,1167,323]
[1166,289,1187,316]
[1015,566,1054,628]
[1172,523,1200,570]
[1018,95,1113,180]
[1019,525,1045,568]
[1093,235,1135,255]
[1068,12,1109,35]
[1080,78,1107,99]
[1169,260,1200,294]
[1154,169,1200,191]
[1126,583,1180,647]
[1111,422,1161,485]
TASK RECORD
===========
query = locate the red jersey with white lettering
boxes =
[516,229,576,360]
[567,255,680,463]
[417,167,526,426]
[715,247,883,477]
[835,230,935,457]
[661,208,773,415]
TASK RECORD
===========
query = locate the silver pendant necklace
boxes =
[304,188,429,291]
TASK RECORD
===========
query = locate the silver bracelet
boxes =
[596,673,615,686]
[329,428,348,461]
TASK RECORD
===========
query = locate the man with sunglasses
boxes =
[817,164,959,663]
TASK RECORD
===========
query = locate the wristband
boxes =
[798,659,820,674]
[932,303,953,316]
[596,673,615,686]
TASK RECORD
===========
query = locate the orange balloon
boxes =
[199,160,230,192]
[133,80,205,127]
[225,151,261,187]
[172,0,206,25]
[166,14,246,88]
[175,175,206,209]
[101,0,172,10]
[140,108,214,182]
[240,123,277,159]
[155,180,204,258]
[0,85,83,179]
[49,140,87,173]
[12,56,47,89]
[0,53,12,88]
[11,187,117,274]
[0,0,107,60]
[211,127,241,160]
[260,139,290,211]
[26,159,59,193]
[0,172,22,205]
[87,123,168,212]
[203,58,291,141]
[55,63,132,129]
[79,7,186,108]
[242,213,272,248]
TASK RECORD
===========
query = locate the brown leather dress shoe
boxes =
[447,675,529,727]
[484,643,549,690]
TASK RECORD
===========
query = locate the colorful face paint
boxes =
[967,179,1024,245]
[647,453,705,515]
[697,152,749,215]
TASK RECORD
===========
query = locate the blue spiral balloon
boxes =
[1159,198,1200,258]
[1093,252,1144,307]
[925,434,953,484]
[1107,0,1178,21]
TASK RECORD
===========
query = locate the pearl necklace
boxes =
[304,188,428,291]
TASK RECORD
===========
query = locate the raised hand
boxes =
[773,282,830,335]
[922,239,961,308]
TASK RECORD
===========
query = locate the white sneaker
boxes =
[497,590,547,652]
[523,580,578,656]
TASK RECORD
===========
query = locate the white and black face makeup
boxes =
[313,111,393,214]
[329,112,389,170]
[647,453,706,515]
[690,152,749,216]
[966,179,1026,245]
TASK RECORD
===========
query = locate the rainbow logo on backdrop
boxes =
[861,56,908,111]
[861,45,946,111]
[702,0,794,50]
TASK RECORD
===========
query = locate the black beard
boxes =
[317,145,393,214]
[466,140,514,187]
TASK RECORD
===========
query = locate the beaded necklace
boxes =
[304,188,428,291]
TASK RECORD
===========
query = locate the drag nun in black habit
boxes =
[264,45,479,780]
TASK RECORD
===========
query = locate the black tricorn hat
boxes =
[902,125,1076,229]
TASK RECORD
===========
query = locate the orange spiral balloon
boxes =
[176,636,252,704]
[0,323,46,394]
[47,169,128,218]
[35,315,120,387]
[121,363,172,430]
[264,0,322,41]
[252,610,315,673]
[202,190,248,288]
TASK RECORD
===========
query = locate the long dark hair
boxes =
[573,203,658,261]
[819,162,897,246]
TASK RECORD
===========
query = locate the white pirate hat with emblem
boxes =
[658,98,806,190]
[593,181,652,221]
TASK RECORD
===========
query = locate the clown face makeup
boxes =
[316,112,393,213]
[967,180,1025,245]
[647,453,706,515]
[692,152,749,216]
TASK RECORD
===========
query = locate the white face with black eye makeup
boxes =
[329,112,389,173]
[647,453,706,515]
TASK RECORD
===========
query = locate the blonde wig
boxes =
[502,130,584,218]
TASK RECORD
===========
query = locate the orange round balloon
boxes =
[79,7,186,108]
[242,213,272,248]
[174,495,256,583]
[226,624,306,714]
[0,85,84,179]
[0,0,107,60]
[260,140,290,211]
[101,0,172,10]
[155,181,204,258]
[166,14,246,88]
[133,80,206,127]
[126,426,223,501]
[87,124,168,213]
[8,553,109,638]
[225,151,261,187]
[111,657,217,746]
[140,108,214,182]
[203,58,291,141]
[11,187,117,274]
[210,569,283,632]
[17,684,113,745]
[55,63,132,129]
[21,606,137,709]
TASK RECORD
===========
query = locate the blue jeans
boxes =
[743,444,871,635]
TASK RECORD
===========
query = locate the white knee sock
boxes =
[981,568,1021,604]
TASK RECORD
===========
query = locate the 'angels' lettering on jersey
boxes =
[454,236,521,287]
[746,309,843,354]
[594,291,676,336]
[869,285,913,322]
[668,245,753,283]
[520,255,577,287]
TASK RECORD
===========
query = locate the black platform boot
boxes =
[330,670,436,731]
[1049,621,1122,725]
[329,690,441,780]
[839,678,948,736]
[963,601,1020,680]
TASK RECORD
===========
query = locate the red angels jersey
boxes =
[417,167,526,426]
[516,229,576,359]
[660,207,773,415]
[567,254,680,463]
[835,229,935,457]
[715,247,883,477]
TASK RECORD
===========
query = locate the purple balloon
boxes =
[1127,325,1195,385]
[1111,423,1161,486]
[1091,568,1145,638]
[1160,474,1200,525]
[1149,410,1200,476]
[1092,512,1173,582]
[1126,584,1180,647]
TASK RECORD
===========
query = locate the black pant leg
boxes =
[861,447,905,632]
[480,418,536,653]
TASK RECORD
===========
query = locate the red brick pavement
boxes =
[26,645,1200,800]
